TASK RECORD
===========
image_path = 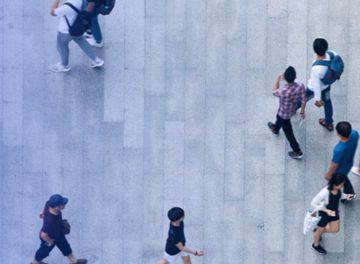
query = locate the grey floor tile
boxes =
[2,1,360,263]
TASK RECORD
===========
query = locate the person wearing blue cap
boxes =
[31,194,87,264]
[156,207,204,264]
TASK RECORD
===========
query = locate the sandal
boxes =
[319,118,334,131]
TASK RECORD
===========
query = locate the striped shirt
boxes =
[273,82,306,120]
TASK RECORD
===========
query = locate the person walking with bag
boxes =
[31,194,87,264]
[50,0,104,72]
[311,173,347,255]
[300,38,344,131]
[85,0,116,47]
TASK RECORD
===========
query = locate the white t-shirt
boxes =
[54,0,83,34]
[307,50,337,101]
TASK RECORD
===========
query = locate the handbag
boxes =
[61,219,71,235]
[303,210,320,234]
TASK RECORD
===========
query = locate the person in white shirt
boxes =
[50,0,104,72]
[311,173,347,255]
[302,38,335,131]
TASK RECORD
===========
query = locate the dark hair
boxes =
[336,121,352,138]
[313,38,328,56]
[284,66,296,83]
[168,207,184,222]
[328,173,347,190]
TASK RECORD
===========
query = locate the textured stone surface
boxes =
[1,0,360,263]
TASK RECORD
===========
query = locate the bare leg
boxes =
[181,255,192,264]
[313,227,325,246]
[67,253,77,263]
[323,220,340,233]
[31,260,40,264]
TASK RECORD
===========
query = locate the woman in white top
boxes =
[310,173,347,255]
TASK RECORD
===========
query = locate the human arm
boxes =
[299,84,306,119]
[176,242,204,256]
[51,0,61,16]
[40,208,45,219]
[40,232,55,246]
[86,1,96,12]
[272,73,284,92]
[310,67,324,106]
[324,162,339,180]
[310,188,335,215]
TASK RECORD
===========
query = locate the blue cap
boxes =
[49,194,68,207]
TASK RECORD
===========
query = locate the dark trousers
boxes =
[344,175,355,195]
[274,115,301,153]
[35,235,72,261]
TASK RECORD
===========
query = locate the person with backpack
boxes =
[324,121,358,200]
[267,66,307,159]
[311,173,347,255]
[156,207,204,264]
[50,0,104,72]
[300,38,344,131]
[31,194,87,264]
[85,0,115,47]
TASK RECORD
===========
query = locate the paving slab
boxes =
[2,0,360,263]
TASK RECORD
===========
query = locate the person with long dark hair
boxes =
[310,173,347,255]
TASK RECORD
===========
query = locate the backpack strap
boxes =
[312,51,334,67]
[312,60,331,67]
[64,2,80,30]
[64,2,80,13]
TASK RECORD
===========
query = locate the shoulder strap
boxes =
[312,60,331,67]
[64,2,80,13]
[327,51,335,60]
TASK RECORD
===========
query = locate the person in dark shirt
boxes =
[156,207,204,264]
[311,173,347,255]
[85,0,104,47]
[31,194,87,264]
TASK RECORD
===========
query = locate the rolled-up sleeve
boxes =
[273,87,284,97]
[54,5,70,17]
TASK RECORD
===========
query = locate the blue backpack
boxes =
[312,51,344,85]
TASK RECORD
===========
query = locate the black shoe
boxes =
[267,122,279,135]
[288,151,303,159]
[312,243,327,255]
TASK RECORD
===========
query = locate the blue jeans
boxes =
[85,2,103,42]
[90,14,103,42]
[298,86,333,126]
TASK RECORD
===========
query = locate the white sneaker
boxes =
[84,31,93,38]
[86,37,104,48]
[49,62,71,73]
[90,57,104,68]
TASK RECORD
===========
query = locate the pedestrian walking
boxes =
[325,121,358,199]
[311,173,347,255]
[300,38,344,131]
[31,194,87,264]
[85,0,104,47]
[156,207,204,264]
[50,0,104,72]
[268,66,306,159]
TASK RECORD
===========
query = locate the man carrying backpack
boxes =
[50,0,104,72]
[301,38,344,131]
[85,0,115,48]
